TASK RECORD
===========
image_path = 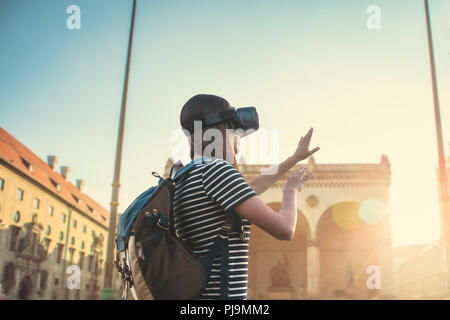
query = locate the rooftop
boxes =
[0,127,109,228]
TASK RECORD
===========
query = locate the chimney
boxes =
[60,166,70,180]
[47,155,59,170]
[76,179,85,192]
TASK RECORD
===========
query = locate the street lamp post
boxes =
[424,0,450,294]
[101,0,137,299]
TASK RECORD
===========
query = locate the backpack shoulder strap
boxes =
[202,211,238,299]
[168,159,203,238]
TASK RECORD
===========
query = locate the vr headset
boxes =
[183,107,259,137]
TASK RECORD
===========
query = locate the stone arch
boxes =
[316,201,389,299]
[17,275,32,300]
[248,202,310,299]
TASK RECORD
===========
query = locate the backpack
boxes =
[115,158,246,300]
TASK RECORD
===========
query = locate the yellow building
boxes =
[0,127,113,299]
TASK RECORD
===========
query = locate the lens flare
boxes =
[359,199,387,224]
[331,202,362,230]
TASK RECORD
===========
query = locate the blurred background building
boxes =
[393,147,450,299]
[0,127,121,299]
[394,239,447,299]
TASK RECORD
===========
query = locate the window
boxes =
[0,178,4,191]
[33,198,40,209]
[31,214,37,223]
[88,255,94,272]
[40,271,48,291]
[46,225,51,235]
[81,241,85,250]
[72,194,80,205]
[79,252,85,269]
[72,219,77,228]
[54,278,59,286]
[13,211,20,223]
[59,231,64,241]
[69,248,75,264]
[48,206,53,216]
[61,213,66,223]
[49,178,60,191]
[17,188,24,201]
[9,226,21,251]
[56,244,64,264]
[70,236,75,246]
[31,232,39,255]
[42,238,51,253]
[94,256,99,274]
[40,237,51,260]
[82,225,87,233]
[20,157,33,172]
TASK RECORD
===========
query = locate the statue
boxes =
[269,252,291,288]
[92,232,104,249]
[345,266,355,288]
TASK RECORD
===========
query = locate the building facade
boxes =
[0,127,117,299]
[165,154,395,299]
[394,240,447,299]
[393,153,450,299]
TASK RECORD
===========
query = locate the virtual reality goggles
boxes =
[183,107,259,137]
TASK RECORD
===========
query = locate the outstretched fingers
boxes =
[309,146,320,156]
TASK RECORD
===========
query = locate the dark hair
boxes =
[180,94,237,165]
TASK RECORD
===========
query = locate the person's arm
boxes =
[249,127,320,195]
[235,166,312,241]
[249,156,297,195]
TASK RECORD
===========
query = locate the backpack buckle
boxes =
[219,225,231,239]
[240,225,247,241]
[157,218,168,231]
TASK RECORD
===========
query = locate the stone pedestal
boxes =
[266,287,294,300]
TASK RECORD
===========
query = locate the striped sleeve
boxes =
[202,159,256,212]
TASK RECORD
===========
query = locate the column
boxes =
[306,239,320,298]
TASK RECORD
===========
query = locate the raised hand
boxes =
[292,127,320,162]
[284,166,313,192]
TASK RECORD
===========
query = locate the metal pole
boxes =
[424,0,450,294]
[102,0,137,299]
[62,207,72,299]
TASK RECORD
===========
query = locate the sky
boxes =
[0,0,449,247]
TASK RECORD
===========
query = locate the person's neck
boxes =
[192,154,234,163]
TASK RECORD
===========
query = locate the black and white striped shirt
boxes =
[173,158,256,300]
